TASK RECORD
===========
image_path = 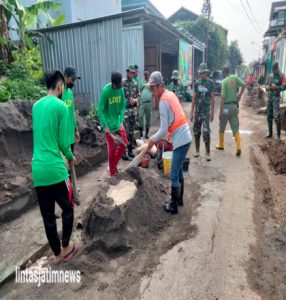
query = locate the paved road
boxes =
[136,98,264,300]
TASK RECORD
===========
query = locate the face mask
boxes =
[67,82,74,89]
[58,93,63,99]
[172,79,178,85]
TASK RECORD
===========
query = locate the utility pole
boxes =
[201,0,211,63]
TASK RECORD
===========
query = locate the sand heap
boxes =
[75,168,171,264]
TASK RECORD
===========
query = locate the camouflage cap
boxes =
[171,70,179,79]
[127,64,136,73]
[198,63,209,73]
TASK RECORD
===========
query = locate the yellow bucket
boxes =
[162,151,173,176]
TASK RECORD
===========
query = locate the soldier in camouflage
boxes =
[122,64,140,159]
[190,63,215,161]
[167,70,184,102]
[266,61,286,140]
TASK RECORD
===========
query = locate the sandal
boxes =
[53,255,63,266]
[63,239,80,262]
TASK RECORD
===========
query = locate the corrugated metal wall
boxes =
[122,25,144,78]
[39,18,144,103]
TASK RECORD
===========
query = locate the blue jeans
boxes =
[170,142,191,187]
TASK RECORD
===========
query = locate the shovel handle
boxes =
[71,165,80,206]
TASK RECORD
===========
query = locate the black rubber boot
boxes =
[205,141,211,161]
[122,152,129,161]
[128,145,135,158]
[178,180,184,206]
[265,121,273,138]
[139,127,143,138]
[163,186,179,214]
[145,128,149,139]
[194,136,200,158]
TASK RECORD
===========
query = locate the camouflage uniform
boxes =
[193,78,214,143]
[267,72,286,138]
[122,77,139,149]
[167,82,184,101]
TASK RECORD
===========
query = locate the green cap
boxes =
[171,70,179,80]
[198,63,209,73]
[127,64,136,73]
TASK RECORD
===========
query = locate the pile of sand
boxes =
[66,168,171,274]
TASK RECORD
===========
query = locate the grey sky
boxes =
[150,0,275,64]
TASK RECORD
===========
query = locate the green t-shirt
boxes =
[140,79,152,103]
[221,75,245,104]
[97,83,126,133]
[32,95,73,187]
[62,87,76,144]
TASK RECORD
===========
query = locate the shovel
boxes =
[70,165,81,206]
[124,148,148,171]
[110,133,127,147]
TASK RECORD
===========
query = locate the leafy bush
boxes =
[0,86,11,102]
[2,79,46,100]
[0,48,46,102]
[0,60,8,76]
[7,48,44,82]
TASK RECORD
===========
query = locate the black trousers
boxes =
[35,180,74,256]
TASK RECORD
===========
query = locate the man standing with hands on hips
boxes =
[146,71,192,215]
[216,67,245,156]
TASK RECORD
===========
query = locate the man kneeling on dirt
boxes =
[32,69,80,265]
[98,71,128,177]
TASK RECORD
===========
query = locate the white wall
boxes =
[70,0,121,22]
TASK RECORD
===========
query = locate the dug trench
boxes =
[248,140,286,300]
[0,167,200,299]
[0,100,107,222]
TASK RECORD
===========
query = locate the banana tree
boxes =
[0,2,13,63]
[2,0,64,50]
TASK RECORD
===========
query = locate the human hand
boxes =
[190,112,194,122]
[75,129,80,143]
[147,139,154,151]
[105,127,110,134]
[69,156,76,169]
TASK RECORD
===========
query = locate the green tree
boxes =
[175,17,228,71]
[1,0,64,51]
[228,40,243,74]
[0,3,13,63]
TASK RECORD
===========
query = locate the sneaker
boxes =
[206,153,211,161]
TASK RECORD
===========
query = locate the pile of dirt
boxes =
[82,167,170,250]
[245,90,266,111]
[65,167,171,290]
[259,140,286,175]
[0,100,107,220]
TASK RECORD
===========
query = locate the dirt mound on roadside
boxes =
[0,100,107,219]
[260,140,286,175]
[68,167,171,274]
